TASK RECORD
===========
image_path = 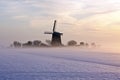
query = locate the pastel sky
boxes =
[0,0,120,46]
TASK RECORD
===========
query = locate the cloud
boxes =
[82,26,100,32]
[61,23,75,26]
[71,9,120,20]
[114,22,120,25]
[30,16,54,28]
[108,22,120,29]
[69,0,120,20]
[1,0,118,22]
[13,15,28,19]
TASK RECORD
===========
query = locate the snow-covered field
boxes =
[0,47,120,80]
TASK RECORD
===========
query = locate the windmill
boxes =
[44,20,63,46]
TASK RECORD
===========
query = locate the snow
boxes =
[0,47,120,80]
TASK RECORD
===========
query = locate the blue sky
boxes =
[0,0,120,46]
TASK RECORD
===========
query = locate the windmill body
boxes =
[51,31,62,46]
[45,20,63,46]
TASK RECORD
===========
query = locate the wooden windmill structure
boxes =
[44,20,63,46]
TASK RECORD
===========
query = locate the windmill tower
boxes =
[44,20,63,46]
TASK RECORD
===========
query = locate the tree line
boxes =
[11,40,96,48]
[11,40,48,48]
[67,40,96,47]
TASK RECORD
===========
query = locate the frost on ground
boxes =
[0,47,120,80]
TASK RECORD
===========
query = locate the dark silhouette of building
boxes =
[44,20,63,46]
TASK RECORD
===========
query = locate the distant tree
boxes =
[68,40,77,46]
[13,41,21,47]
[91,42,96,47]
[33,40,41,47]
[85,43,89,47]
[22,43,27,47]
[22,41,33,47]
[40,43,49,47]
[80,42,85,46]
[46,40,51,45]
[27,41,33,46]
[10,44,13,47]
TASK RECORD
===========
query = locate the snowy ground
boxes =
[0,47,120,80]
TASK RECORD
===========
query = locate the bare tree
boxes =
[91,42,96,47]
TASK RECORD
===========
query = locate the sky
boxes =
[0,0,120,47]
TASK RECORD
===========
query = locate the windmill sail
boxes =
[53,20,56,32]
[44,32,53,34]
